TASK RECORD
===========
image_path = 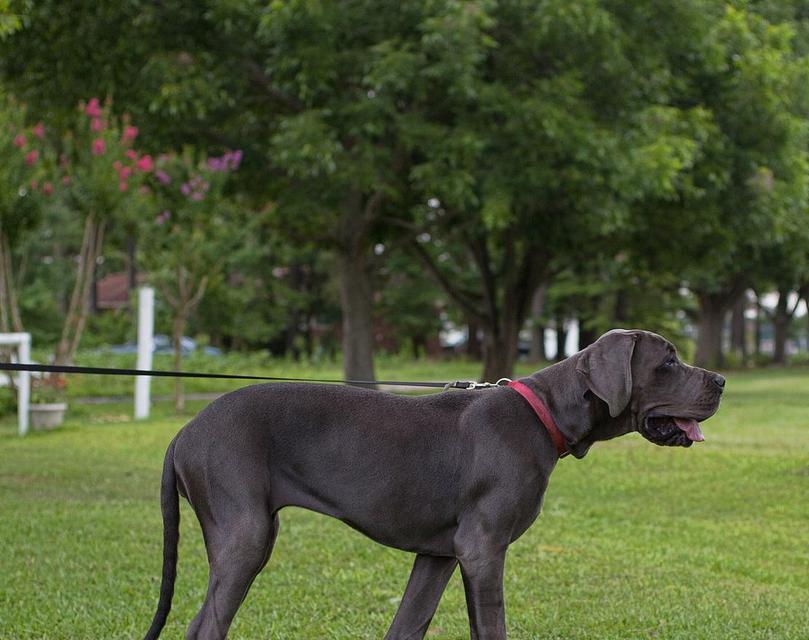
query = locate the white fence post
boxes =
[0,332,31,436]
[17,334,30,436]
[135,287,154,420]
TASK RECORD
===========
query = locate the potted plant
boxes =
[30,375,68,430]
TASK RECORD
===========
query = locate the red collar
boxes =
[507,380,569,458]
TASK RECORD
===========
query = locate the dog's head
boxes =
[565,329,724,456]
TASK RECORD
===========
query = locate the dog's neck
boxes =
[524,357,634,459]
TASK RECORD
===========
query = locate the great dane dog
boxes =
[143,329,725,639]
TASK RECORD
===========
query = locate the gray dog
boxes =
[143,329,724,640]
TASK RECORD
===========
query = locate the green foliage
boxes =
[137,148,244,322]
[0,0,26,40]
[374,245,444,352]
[0,92,51,242]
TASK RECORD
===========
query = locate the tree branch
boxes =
[466,231,499,334]
[364,190,385,225]
[245,59,305,113]
[408,239,486,326]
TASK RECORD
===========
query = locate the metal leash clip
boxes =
[444,377,512,391]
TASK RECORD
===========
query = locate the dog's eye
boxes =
[664,356,677,367]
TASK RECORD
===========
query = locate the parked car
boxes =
[107,335,222,356]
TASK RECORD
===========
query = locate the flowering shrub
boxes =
[0,97,53,241]
[138,147,242,411]
[142,147,241,255]
[58,97,152,218]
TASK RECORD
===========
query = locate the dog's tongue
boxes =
[674,418,704,442]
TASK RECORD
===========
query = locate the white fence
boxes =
[0,332,31,436]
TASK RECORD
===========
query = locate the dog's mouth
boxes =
[640,413,705,447]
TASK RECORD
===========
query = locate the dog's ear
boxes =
[575,331,638,418]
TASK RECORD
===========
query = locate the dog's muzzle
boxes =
[640,413,705,447]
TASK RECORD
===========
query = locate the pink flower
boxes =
[91,118,105,132]
[228,150,243,170]
[125,149,138,161]
[155,170,171,185]
[156,210,171,224]
[136,154,154,172]
[62,175,71,186]
[30,179,38,190]
[118,166,132,179]
[43,182,54,196]
[91,138,106,155]
[13,134,26,148]
[32,122,45,139]
[85,98,102,118]
[119,181,128,192]
[25,149,39,165]
[113,160,122,170]
[122,125,138,142]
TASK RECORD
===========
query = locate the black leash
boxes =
[0,361,486,390]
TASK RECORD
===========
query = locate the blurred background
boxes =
[2,0,809,398]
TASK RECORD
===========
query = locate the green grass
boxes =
[1,366,808,639]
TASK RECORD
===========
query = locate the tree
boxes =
[0,94,51,333]
[138,148,242,411]
[389,1,716,379]
[52,98,151,364]
[603,3,809,367]
[254,0,440,382]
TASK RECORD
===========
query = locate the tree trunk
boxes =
[480,312,520,382]
[555,315,567,362]
[578,321,597,351]
[126,233,137,292]
[529,285,546,362]
[730,291,747,362]
[336,245,376,385]
[695,293,726,369]
[55,215,104,365]
[334,192,380,385]
[0,232,10,332]
[412,335,426,359]
[614,289,628,324]
[91,257,99,313]
[173,310,187,413]
[772,288,790,366]
[0,230,24,331]
[466,321,482,359]
[754,292,763,357]
[406,222,547,382]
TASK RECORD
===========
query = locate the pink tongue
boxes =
[674,418,704,442]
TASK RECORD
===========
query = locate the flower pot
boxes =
[30,402,68,430]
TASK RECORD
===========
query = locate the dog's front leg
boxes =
[384,554,458,640]
[457,543,508,640]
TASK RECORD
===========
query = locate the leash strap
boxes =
[0,362,451,388]
[507,380,569,458]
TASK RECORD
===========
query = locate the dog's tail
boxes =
[143,437,181,640]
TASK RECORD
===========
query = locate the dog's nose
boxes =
[712,374,726,390]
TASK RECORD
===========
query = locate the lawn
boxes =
[0,365,807,639]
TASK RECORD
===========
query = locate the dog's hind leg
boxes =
[186,510,279,640]
[384,554,458,640]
